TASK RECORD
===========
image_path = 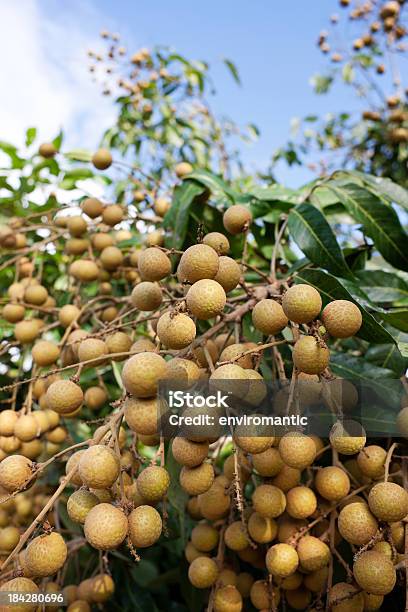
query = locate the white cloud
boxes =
[0,0,115,150]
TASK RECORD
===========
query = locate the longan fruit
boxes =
[100,245,123,270]
[137,247,171,281]
[177,244,219,283]
[180,463,214,495]
[252,299,288,335]
[157,312,196,349]
[223,205,252,235]
[252,484,286,518]
[186,279,226,320]
[191,522,219,552]
[153,197,170,217]
[137,466,170,502]
[67,490,99,524]
[203,232,230,255]
[131,281,162,310]
[214,256,241,292]
[214,585,242,612]
[286,486,317,519]
[14,414,38,442]
[0,409,19,436]
[82,197,103,218]
[67,216,87,237]
[279,432,316,470]
[79,445,120,489]
[368,482,408,522]
[39,142,57,158]
[46,380,83,415]
[219,343,253,369]
[105,331,132,360]
[92,232,114,251]
[198,481,230,520]
[357,445,386,479]
[14,320,40,344]
[172,437,209,467]
[266,543,299,577]
[282,284,322,323]
[337,502,378,546]
[92,148,112,170]
[248,513,277,544]
[128,505,162,548]
[272,465,301,492]
[122,352,167,397]
[25,532,67,577]
[329,420,366,455]
[32,340,60,367]
[297,535,331,571]
[0,455,33,492]
[250,580,280,610]
[315,466,350,501]
[69,259,99,282]
[90,574,115,603]
[166,358,201,386]
[124,396,158,436]
[84,386,108,410]
[84,503,128,550]
[293,336,330,375]
[224,521,249,551]
[353,551,396,595]
[175,162,193,177]
[3,303,25,323]
[321,300,362,338]
[188,557,219,589]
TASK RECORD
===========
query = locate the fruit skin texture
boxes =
[122,352,167,397]
[224,521,249,551]
[186,279,226,320]
[82,197,103,218]
[214,585,242,612]
[0,577,39,612]
[266,543,299,577]
[177,244,219,283]
[329,582,364,612]
[191,522,219,551]
[252,484,286,518]
[322,300,362,338]
[84,503,128,550]
[131,282,162,311]
[329,420,366,455]
[157,312,196,349]
[59,304,80,328]
[180,463,214,495]
[279,432,317,470]
[45,380,83,415]
[138,247,171,281]
[252,299,288,335]
[293,336,330,375]
[124,396,158,436]
[223,205,252,235]
[353,550,396,595]
[368,482,408,522]
[25,532,67,577]
[172,437,209,467]
[286,486,317,519]
[203,232,230,255]
[67,490,99,524]
[338,502,378,545]
[78,445,120,489]
[214,256,241,292]
[92,148,112,170]
[252,447,284,477]
[248,513,277,544]
[282,284,322,323]
[128,505,162,547]
[315,466,350,501]
[0,455,33,492]
[297,536,331,571]
[188,556,219,588]
[357,445,386,479]
[137,466,170,502]
[91,574,115,603]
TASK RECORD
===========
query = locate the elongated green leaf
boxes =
[25,127,37,147]
[187,169,236,203]
[355,270,408,303]
[296,268,395,344]
[163,180,206,249]
[328,183,408,271]
[382,309,408,332]
[223,58,241,85]
[288,203,352,278]
[65,149,93,162]
[344,170,408,211]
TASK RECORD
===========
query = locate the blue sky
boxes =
[0,0,386,186]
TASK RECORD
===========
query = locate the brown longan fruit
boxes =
[293,336,330,375]
[297,535,331,572]
[0,455,33,492]
[92,148,112,170]
[248,512,277,544]
[177,244,219,283]
[137,466,170,502]
[100,245,123,270]
[79,445,120,489]
[191,522,219,552]
[252,299,288,336]
[186,279,226,320]
[203,232,230,255]
[214,585,242,612]
[250,580,280,610]
[59,304,80,328]
[357,445,386,479]
[137,247,171,281]
[14,414,38,442]
[279,432,316,470]
[25,532,67,577]
[223,205,252,235]
[101,306,118,322]
[153,197,170,217]
[66,238,90,255]
[180,463,214,495]
[39,142,57,158]
[24,285,48,306]
[272,465,301,492]
[266,543,299,578]
[315,466,350,501]
[131,281,162,310]
[214,256,241,293]
[69,259,99,282]
[321,300,362,338]
[172,437,209,467]
[0,577,39,602]
[102,204,124,226]
[81,197,103,218]
[32,340,60,367]
[224,521,249,551]
[252,484,286,518]
[7,283,25,300]
[282,284,322,323]
[90,574,115,603]
[0,525,20,551]
[338,502,378,545]
[3,303,25,323]
[157,312,196,349]
[188,557,218,589]
[122,352,167,397]
[0,409,19,436]
[368,482,408,522]
[128,505,162,548]
[67,490,99,524]
[219,343,253,369]
[92,232,114,251]
[286,486,317,519]
[105,331,132,360]
[166,358,201,386]
[46,380,83,415]
[67,216,88,237]
[124,396,158,436]
[84,386,108,411]
[84,503,128,550]
[329,419,366,455]
[175,162,193,178]
[78,338,108,364]
[353,551,396,595]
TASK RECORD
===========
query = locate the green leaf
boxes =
[296,268,395,344]
[52,130,63,150]
[328,183,408,272]
[354,270,408,303]
[163,180,206,249]
[223,58,241,85]
[65,149,93,162]
[288,202,352,279]
[0,141,25,169]
[25,127,37,147]
[382,309,408,333]
[345,171,408,211]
